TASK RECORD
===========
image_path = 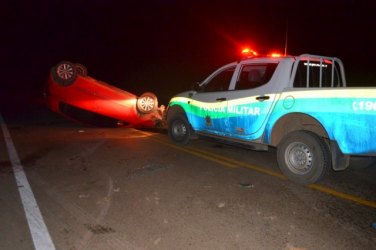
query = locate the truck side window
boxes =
[235,63,278,90]
[294,60,343,88]
[201,66,235,92]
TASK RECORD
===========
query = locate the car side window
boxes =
[201,66,235,92]
[235,63,278,90]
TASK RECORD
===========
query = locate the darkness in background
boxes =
[2,0,376,107]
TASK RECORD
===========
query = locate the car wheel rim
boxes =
[285,142,312,175]
[172,120,187,139]
[139,96,155,112]
[57,63,74,80]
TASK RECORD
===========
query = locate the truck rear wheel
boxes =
[277,131,330,185]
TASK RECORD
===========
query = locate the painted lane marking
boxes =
[138,130,376,209]
[150,138,239,169]
[308,184,376,209]
[0,114,56,250]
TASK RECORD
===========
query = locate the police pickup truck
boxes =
[166,50,376,184]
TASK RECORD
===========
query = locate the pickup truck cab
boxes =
[166,52,376,184]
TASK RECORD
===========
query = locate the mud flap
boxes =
[330,140,350,171]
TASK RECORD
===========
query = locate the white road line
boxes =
[0,114,56,250]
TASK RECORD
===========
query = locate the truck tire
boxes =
[168,114,191,145]
[277,130,330,185]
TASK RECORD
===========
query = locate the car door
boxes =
[189,64,237,135]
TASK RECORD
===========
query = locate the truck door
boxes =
[227,63,279,138]
[189,65,237,135]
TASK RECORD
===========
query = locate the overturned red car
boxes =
[45,61,163,127]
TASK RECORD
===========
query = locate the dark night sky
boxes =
[3,0,376,104]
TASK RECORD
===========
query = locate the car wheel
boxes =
[277,131,330,185]
[74,63,88,77]
[168,114,191,145]
[136,92,158,114]
[51,61,77,86]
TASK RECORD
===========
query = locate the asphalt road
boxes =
[1,101,376,250]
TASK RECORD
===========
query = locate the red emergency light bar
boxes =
[241,47,285,59]
[268,53,282,57]
[241,48,258,57]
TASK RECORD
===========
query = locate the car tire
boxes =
[136,92,158,114]
[51,61,77,86]
[74,63,88,77]
[277,130,330,185]
[168,114,191,145]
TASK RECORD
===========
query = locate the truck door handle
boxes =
[216,97,227,101]
[256,95,270,101]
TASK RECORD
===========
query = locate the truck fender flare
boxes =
[166,104,196,139]
[166,105,187,123]
[271,113,349,171]
[270,113,329,147]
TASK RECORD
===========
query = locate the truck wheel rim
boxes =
[172,120,187,139]
[57,63,74,80]
[285,142,312,175]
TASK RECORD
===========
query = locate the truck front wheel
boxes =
[168,114,191,145]
[277,131,330,185]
